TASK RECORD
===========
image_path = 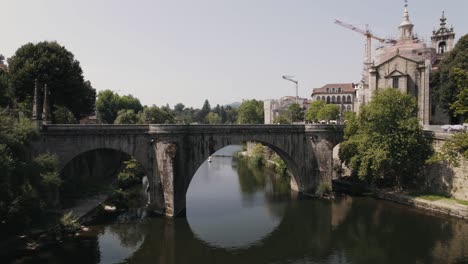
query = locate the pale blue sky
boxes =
[2,0,467,108]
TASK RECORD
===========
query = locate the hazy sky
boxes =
[2,0,467,108]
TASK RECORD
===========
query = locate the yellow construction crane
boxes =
[334,19,393,66]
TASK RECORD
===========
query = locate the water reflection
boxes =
[186,145,290,250]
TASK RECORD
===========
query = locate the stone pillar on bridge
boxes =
[155,141,185,217]
[308,133,339,186]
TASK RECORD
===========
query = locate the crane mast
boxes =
[334,19,387,67]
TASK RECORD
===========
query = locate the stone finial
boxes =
[32,79,40,121]
[42,83,50,125]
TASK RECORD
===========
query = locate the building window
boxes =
[332,96,336,103]
[326,88,330,92]
[322,96,326,101]
[316,96,320,101]
[342,95,346,102]
[337,96,341,103]
[338,88,342,92]
[347,95,351,103]
[332,88,336,93]
[392,77,399,89]
[327,96,330,103]
[347,105,352,111]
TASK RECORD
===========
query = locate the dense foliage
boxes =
[429,132,468,167]
[431,34,468,122]
[237,99,264,124]
[0,110,60,234]
[339,89,432,187]
[96,90,143,124]
[7,41,96,120]
[317,104,340,122]
[305,100,326,123]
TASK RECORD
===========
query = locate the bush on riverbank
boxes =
[117,159,145,189]
[0,110,61,236]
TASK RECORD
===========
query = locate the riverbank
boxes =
[333,179,468,220]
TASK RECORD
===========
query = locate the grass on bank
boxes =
[410,193,468,206]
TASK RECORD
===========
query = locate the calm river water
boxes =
[11,145,468,264]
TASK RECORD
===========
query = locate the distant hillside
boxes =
[227,102,242,109]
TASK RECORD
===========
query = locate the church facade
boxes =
[360,4,456,125]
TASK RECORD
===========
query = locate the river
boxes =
[11,145,468,264]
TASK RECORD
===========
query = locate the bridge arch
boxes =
[182,139,301,198]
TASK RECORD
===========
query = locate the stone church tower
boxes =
[431,12,456,55]
[362,3,455,125]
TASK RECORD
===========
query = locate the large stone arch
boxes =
[30,125,166,214]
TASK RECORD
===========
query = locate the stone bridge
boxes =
[31,124,344,217]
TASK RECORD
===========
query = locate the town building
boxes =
[310,83,356,113]
[360,3,456,125]
[264,96,310,124]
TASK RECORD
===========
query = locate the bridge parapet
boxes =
[41,124,150,135]
[149,124,307,135]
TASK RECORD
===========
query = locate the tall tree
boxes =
[0,65,12,107]
[114,109,140,124]
[287,103,305,123]
[339,88,432,187]
[96,90,143,124]
[237,99,264,124]
[8,41,96,120]
[205,112,222,124]
[317,104,340,121]
[173,103,185,113]
[431,34,468,122]
[305,100,326,123]
[139,105,175,124]
[197,99,211,123]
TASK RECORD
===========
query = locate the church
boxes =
[358,3,456,125]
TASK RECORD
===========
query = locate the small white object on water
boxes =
[104,205,116,212]
[208,156,212,162]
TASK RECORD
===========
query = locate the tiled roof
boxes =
[311,83,355,95]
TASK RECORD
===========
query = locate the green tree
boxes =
[114,109,140,124]
[339,88,432,187]
[8,41,96,119]
[96,90,143,124]
[273,113,291,124]
[449,68,468,119]
[237,99,264,124]
[287,103,304,122]
[174,103,185,113]
[431,34,468,122]
[0,62,13,107]
[53,105,77,124]
[205,112,222,124]
[197,99,211,123]
[0,109,60,234]
[305,100,326,123]
[224,105,238,124]
[139,105,175,124]
[317,104,340,121]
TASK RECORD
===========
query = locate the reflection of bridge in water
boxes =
[118,195,461,264]
[32,124,344,217]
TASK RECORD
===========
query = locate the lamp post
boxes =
[282,75,299,104]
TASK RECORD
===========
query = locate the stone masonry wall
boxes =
[422,136,468,200]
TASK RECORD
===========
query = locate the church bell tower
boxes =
[431,11,455,55]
